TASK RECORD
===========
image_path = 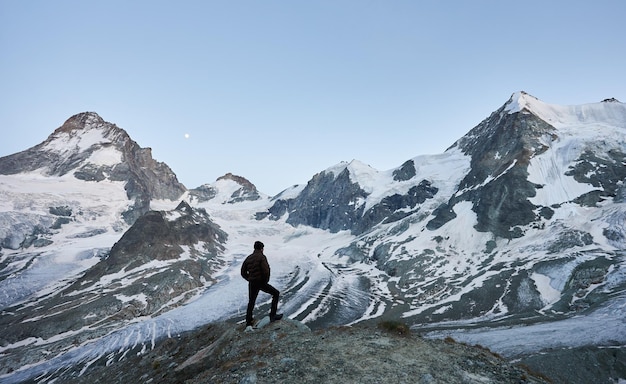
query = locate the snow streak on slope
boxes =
[42,126,115,159]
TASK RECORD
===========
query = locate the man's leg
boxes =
[246,283,260,326]
[260,283,281,320]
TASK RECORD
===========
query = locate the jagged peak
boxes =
[503,91,542,114]
[211,173,263,203]
[49,112,133,148]
[499,92,626,130]
[345,159,378,180]
[324,159,376,178]
[175,200,193,213]
[57,112,107,133]
[216,173,256,191]
[41,112,133,156]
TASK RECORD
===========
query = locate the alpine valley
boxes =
[1,92,625,383]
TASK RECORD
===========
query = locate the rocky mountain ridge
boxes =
[45,319,551,384]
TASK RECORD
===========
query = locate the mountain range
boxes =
[0,92,625,383]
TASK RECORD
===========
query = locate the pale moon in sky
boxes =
[184,133,190,139]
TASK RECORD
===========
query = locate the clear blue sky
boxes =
[1,1,624,195]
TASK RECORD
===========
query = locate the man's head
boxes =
[254,241,264,250]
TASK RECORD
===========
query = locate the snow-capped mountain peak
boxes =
[503,91,626,130]
[188,173,265,204]
[46,111,124,147]
[504,90,541,114]
[40,112,128,170]
[323,159,378,190]
[55,111,107,132]
[0,112,126,177]
[1,112,186,224]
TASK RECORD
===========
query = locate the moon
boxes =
[184,133,190,139]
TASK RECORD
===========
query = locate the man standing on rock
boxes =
[241,241,283,327]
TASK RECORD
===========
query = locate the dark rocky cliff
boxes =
[426,94,557,238]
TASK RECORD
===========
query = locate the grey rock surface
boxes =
[61,320,550,384]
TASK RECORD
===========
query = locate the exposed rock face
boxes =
[190,173,261,204]
[393,159,417,181]
[427,93,557,238]
[188,184,218,202]
[216,173,261,202]
[83,200,226,277]
[265,165,437,235]
[568,149,626,206]
[47,320,551,384]
[0,112,186,223]
[280,169,369,233]
[361,180,438,231]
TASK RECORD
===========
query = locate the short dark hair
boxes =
[254,241,264,250]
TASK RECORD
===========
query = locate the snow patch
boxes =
[115,293,148,307]
[530,272,561,305]
[86,146,122,166]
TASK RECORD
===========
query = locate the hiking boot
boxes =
[270,313,283,322]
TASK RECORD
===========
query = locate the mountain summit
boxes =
[0,112,186,222]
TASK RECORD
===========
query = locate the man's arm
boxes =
[241,258,249,281]
[261,256,271,283]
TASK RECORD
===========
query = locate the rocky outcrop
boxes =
[359,179,438,232]
[49,320,550,384]
[188,184,218,202]
[282,169,368,233]
[393,159,417,181]
[82,200,226,277]
[568,149,626,206]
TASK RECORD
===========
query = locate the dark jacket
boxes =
[241,250,270,283]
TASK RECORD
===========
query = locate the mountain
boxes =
[1,93,625,383]
[262,91,626,323]
[0,112,186,224]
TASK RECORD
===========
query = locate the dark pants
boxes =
[246,281,279,325]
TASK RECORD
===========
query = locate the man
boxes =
[241,241,283,327]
